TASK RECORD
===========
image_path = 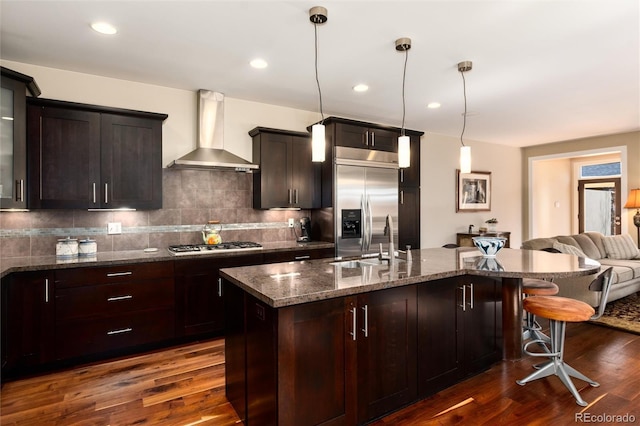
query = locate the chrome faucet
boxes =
[379,214,395,264]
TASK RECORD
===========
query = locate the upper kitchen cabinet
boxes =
[335,122,397,152]
[27,98,167,209]
[0,67,40,210]
[250,127,321,209]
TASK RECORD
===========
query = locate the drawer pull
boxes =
[294,255,310,260]
[107,327,133,335]
[107,295,133,302]
[106,271,133,277]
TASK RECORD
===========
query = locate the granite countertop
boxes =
[220,247,601,308]
[0,241,335,279]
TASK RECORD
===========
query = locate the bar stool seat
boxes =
[522,279,559,342]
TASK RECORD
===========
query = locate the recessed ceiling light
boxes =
[250,58,268,69]
[427,102,441,109]
[91,22,117,35]
[353,84,369,92]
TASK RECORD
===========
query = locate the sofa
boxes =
[521,232,640,307]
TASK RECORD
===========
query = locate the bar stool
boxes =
[522,278,559,342]
[516,267,614,406]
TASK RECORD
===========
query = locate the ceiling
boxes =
[2,1,639,147]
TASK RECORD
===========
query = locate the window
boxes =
[580,162,621,178]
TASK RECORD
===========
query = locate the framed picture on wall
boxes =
[456,170,491,212]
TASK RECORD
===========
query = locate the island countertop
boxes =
[220,247,601,308]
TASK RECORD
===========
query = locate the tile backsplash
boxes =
[0,169,310,258]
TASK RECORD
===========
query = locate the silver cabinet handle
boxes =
[107,327,133,335]
[371,131,375,147]
[93,183,97,204]
[468,283,474,309]
[295,255,310,260]
[287,188,292,204]
[16,179,24,202]
[45,278,49,303]
[104,183,109,204]
[400,169,404,183]
[106,271,132,277]
[400,190,404,205]
[361,304,369,337]
[458,285,466,311]
[218,278,223,297]
[294,189,298,204]
[350,307,357,341]
[107,295,133,302]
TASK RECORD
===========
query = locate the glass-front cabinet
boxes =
[0,67,40,209]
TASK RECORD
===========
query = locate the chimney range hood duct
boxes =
[168,90,258,171]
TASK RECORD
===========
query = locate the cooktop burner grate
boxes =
[168,241,263,255]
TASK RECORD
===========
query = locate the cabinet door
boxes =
[255,132,291,208]
[462,276,502,374]
[417,278,463,397]
[335,123,368,149]
[0,76,27,209]
[368,127,397,152]
[27,105,101,209]
[357,285,417,423]
[101,114,163,209]
[290,135,320,208]
[399,187,420,250]
[3,271,55,371]
[277,296,356,426]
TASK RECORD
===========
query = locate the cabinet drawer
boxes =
[55,308,174,360]
[55,261,174,288]
[56,277,174,322]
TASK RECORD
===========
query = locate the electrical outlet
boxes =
[288,218,295,228]
[107,222,122,235]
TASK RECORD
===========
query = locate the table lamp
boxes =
[623,188,640,248]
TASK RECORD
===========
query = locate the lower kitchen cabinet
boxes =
[261,246,334,264]
[2,271,55,373]
[225,282,417,426]
[54,261,176,360]
[417,276,502,397]
[175,253,263,337]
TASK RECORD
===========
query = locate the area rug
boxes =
[590,292,640,335]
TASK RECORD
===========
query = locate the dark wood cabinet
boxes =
[2,271,55,372]
[261,246,334,264]
[399,186,420,251]
[417,276,502,397]
[174,253,263,337]
[250,127,320,209]
[225,282,417,426]
[54,262,175,360]
[27,98,166,209]
[335,122,397,152]
[0,67,40,209]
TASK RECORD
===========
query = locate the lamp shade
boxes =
[398,135,410,168]
[624,188,640,209]
[460,146,471,174]
[312,124,325,162]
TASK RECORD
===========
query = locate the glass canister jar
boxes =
[202,220,222,245]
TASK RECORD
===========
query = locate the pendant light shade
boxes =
[458,61,472,173]
[310,6,327,163]
[312,123,326,162]
[396,37,411,168]
[398,135,410,168]
[460,145,471,174]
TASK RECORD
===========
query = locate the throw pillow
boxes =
[602,234,640,260]
[552,241,586,257]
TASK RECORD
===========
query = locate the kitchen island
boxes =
[220,247,599,426]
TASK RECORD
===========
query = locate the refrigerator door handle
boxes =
[360,194,366,251]
[366,195,373,251]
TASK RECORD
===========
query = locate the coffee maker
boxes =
[297,217,311,242]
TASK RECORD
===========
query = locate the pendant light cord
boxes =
[460,70,468,147]
[401,48,408,137]
[314,22,325,124]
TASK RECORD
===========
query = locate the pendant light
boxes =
[458,61,472,174]
[396,38,411,168]
[310,6,328,162]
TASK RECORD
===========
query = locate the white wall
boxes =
[530,158,572,237]
[420,133,523,248]
[4,60,524,248]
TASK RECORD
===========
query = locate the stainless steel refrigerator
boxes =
[335,147,398,258]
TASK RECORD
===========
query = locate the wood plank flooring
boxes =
[1,323,639,425]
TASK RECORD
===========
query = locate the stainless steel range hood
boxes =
[168,90,258,172]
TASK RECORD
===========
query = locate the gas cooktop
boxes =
[168,242,263,256]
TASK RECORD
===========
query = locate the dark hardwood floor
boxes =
[1,322,638,425]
